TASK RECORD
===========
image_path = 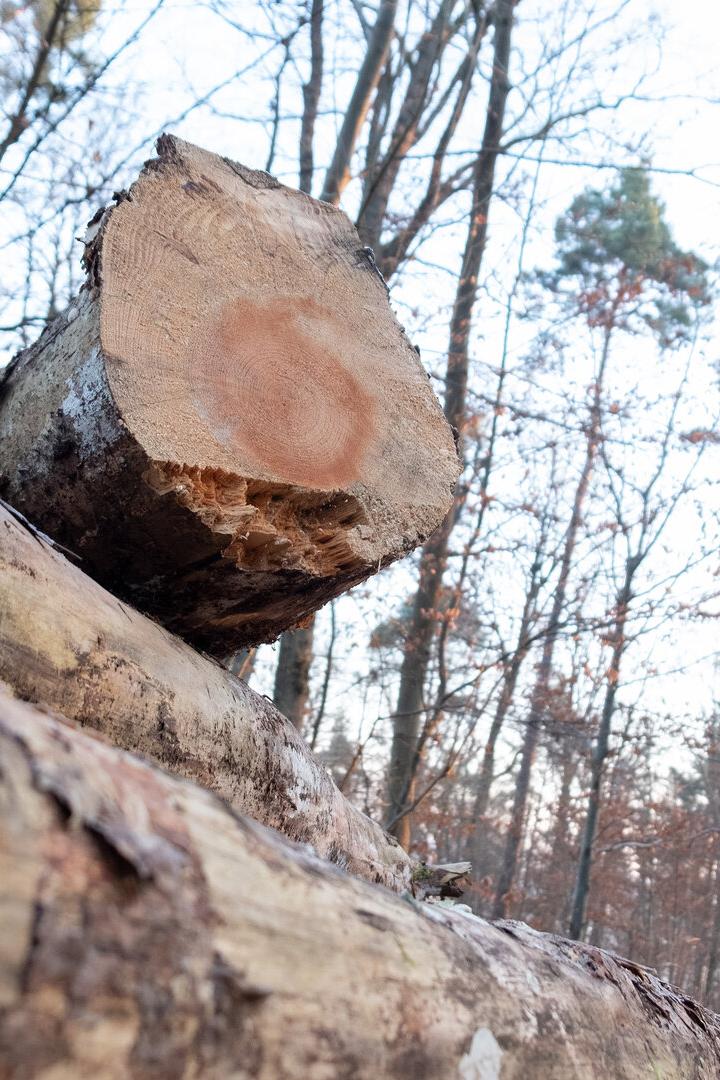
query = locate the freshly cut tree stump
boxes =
[0,134,458,654]
[0,502,410,891]
[2,690,720,1080]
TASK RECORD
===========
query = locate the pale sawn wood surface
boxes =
[0,135,458,654]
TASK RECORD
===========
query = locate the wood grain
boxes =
[201,296,375,489]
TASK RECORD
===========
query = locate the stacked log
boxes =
[1,136,718,1076]
[0,135,458,655]
[2,690,719,1079]
[0,501,410,892]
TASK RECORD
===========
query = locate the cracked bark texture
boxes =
[0,502,410,892]
[1,689,720,1080]
[0,134,458,656]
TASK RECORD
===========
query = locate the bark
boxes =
[298,0,323,194]
[355,0,456,250]
[386,0,515,846]
[568,559,636,940]
[319,0,397,205]
[272,623,315,731]
[0,134,458,657]
[0,501,411,892]
[2,689,720,1079]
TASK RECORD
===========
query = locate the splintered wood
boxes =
[0,134,458,654]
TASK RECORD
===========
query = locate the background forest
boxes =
[2,0,720,1006]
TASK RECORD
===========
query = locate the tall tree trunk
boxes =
[469,650,527,874]
[568,559,636,940]
[470,541,544,860]
[310,599,337,749]
[491,324,614,918]
[284,0,475,734]
[320,0,397,205]
[386,512,454,847]
[554,743,581,930]
[376,13,488,280]
[298,0,324,195]
[386,0,516,847]
[273,623,315,731]
[3,689,720,1079]
[704,859,720,1007]
[356,0,456,249]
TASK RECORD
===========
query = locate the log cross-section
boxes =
[0,134,459,654]
[1,689,720,1079]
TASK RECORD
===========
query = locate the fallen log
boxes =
[0,501,410,891]
[0,134,458,655]
[2,689,719,1079]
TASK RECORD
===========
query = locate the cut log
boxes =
[0,134,458,655]
[2,690,719,1079]
[0,501,410,891]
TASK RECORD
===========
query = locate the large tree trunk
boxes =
[569,557,636,940]
[2,688,719,1080]
[272,623,315,732]
[0,134,458,657]
[355,0,456,250]
[0,502,411,892]
[298,0,324,196]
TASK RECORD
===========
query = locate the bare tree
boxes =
[386,0,516,847]
[569,364,713,938]
[491,166,712,917]
[320,0,397,205]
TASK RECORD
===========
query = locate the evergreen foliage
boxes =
[542,168,711,344]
